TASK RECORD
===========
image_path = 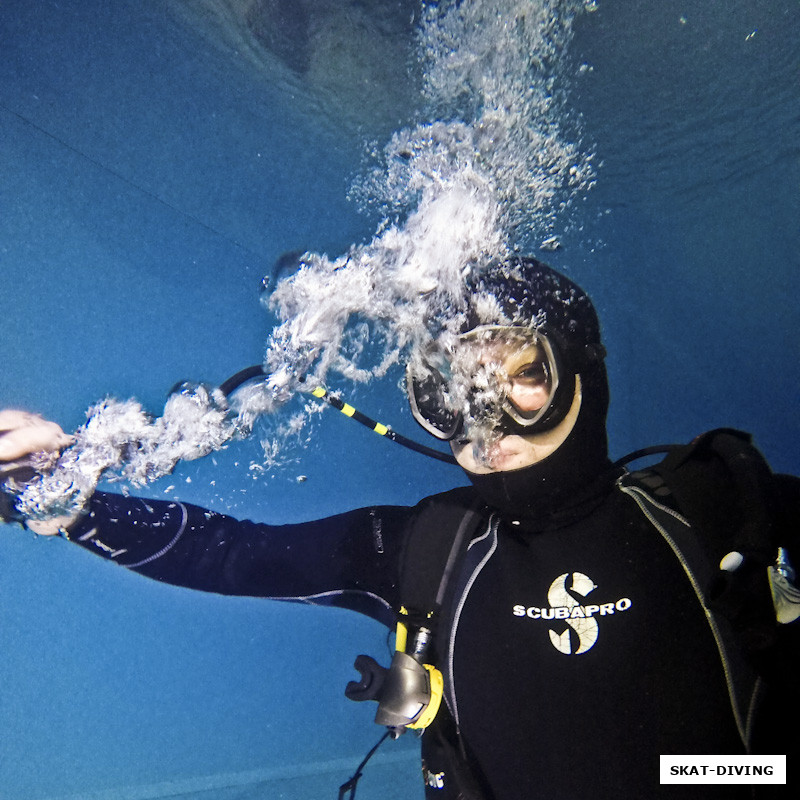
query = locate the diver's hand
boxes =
[0,410,73,467]
[0,409,76,534]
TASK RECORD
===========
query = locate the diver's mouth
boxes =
[465,433,526,470]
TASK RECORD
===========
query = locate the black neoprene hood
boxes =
[461,257,612,520]
[464,256,604,356]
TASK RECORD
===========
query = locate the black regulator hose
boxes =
[219,365,458,465]
[219,365,270,397]
[218,368,681,469]
[3,363,459,526]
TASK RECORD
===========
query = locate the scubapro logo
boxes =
[512,572,632,655]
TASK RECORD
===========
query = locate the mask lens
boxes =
[407,366,462,440]
[505,360,553,419]
[459,327,560,431]
[407,327,562,439]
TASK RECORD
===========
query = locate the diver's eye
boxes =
[512,362,549,386]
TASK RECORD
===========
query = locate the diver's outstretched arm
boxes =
[1,407,410,625]
[63,490,408,625]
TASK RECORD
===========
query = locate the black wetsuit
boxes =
[65,461,799,799]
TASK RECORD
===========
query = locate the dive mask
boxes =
[406,326,575,441]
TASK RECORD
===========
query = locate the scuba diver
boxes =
[1,257,798,799]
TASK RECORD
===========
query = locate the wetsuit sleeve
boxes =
[64,491,410,626]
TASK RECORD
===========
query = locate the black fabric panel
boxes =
[68,491,413,626]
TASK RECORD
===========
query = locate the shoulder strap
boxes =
[618,472,759,749]
[624,429,780,645]
[619,429,797,750]
[654,428,776,565]
[399,488,484,626]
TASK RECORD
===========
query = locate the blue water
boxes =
[1,1,798,798]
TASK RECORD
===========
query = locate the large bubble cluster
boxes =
[17,0,596,519]
[260,0,594,408]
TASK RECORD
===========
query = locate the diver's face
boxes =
[448,335,582,474]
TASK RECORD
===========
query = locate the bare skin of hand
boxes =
[0,409,78,535]
[0,410,73,463]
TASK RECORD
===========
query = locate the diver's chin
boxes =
[450,378,583,475]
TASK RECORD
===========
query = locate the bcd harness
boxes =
[345,494,482,737]
[340,429,800,798]
[340,491,483,799]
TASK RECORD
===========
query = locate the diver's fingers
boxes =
[0,410,73,463]
[27,515,78,536]
[0,409,49,434]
